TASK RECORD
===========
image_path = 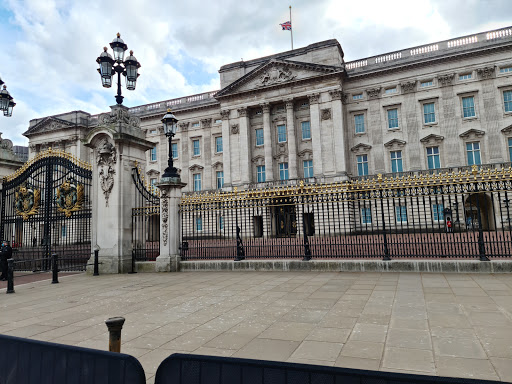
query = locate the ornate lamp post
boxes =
[96,33,141,105]
[161,109,179,179]
[0,77,16,117]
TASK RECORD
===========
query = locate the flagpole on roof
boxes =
[289,5,293,50]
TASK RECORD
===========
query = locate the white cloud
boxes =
[0,0,509,145]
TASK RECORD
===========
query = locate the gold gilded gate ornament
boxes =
[15,183,41,220]
[56,179,84,218]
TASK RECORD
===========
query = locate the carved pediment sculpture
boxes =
[384,139,406,149]
[212,161,223,170]
[220,110,230,119]
[366,87,381,99]
[99,107,140,128]
[258,64,296,87]
[178,122,189,131]
[321,108,332,120]
[189,164,204,172]
[251,155,265,165]
[201,118,212,128]
[477,66,495,80]
[437,73,455,87]
[307,93,320,104]
[459,129,485,140]
[96,139,117,207]
[400,81,417,94]
[350,143,372,153]
[420,134,445,145]
[298,149,313,160]
[501,124,512,135]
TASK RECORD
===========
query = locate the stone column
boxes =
[261,103,274,181]
[220,110,232,186]
[85,104,156,273]
[308,93,323,176]
[285,99,298,179]
[238,107,251,184]
[329,89,348,177]
[155,179,186,272]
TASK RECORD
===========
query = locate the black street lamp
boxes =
[0,77,16,117]
[96,33,140,105]
[161,109,179,179]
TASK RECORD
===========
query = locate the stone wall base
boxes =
[179,259,512,273]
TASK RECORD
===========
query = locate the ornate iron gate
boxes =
[0,149,92,271]
[132,165,160,262]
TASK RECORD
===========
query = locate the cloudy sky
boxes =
[0,0,510,145]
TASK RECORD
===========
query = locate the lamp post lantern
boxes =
[0,78,16,117]
[161,109,180,179]
[96,33,140,105]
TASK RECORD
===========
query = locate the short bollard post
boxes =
[52,253,59,284]
[105,317,125,353]
[93,249,99,276]
[6,258,15,294]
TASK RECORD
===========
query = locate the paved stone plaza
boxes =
[2,272,512,383]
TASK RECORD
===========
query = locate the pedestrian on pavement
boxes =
[0,240,12,280]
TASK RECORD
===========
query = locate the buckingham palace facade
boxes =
[24,26,512,193]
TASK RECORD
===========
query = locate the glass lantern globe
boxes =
[161,109,178,136]
[110,33,128,62]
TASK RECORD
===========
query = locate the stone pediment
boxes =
[216,59,342,98]
[420,134,444,144]
[384,139,406,149]
[24,116,76,136]
[459,129,485,139]
[501,124,512,135]
[350,143,372,153]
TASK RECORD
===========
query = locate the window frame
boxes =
[432,204,444,222]
[255,128,264,146]
[354,113,365,134]
[461,95,477,119]
[216,171,224,189]
[503,89,512,113]
[277,124,287,143]
[192,139,201,156]
[387,108,400,129]
[466,141,481,166]
[215,136,223,153]
[423,102,436,125]
[171,142,179,159]
[420,80,434,88]
[193,173,202,191]
[499,66,512,74]
[356,154,369,176]
[426,146,441,170]
[195,216,203,231]
[508,138,512,161]
[390,150,403,173]
[361,207,372,225]
[395,205,408,223]
[301,121,311,140]
[459,73,473,81]
[257,165,266,183]
[352,93,364,100]
[150,147,157,162]
[279,162,289,181]
[303,160,313,178]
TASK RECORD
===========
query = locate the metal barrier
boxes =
[0,334,145,384]
[155,354,503,384]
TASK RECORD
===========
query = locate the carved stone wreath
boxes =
[231,124,239,134]
[321,108,332,120]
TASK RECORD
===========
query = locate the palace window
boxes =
[462,96,476,118]
[391,151,403,173]
[459,73,472,80]
[215,119,222,123]
[500,67,512,73]
[150,178,157,187]
[279,162,289,180]
[357,154,368,176]
[509,138,512,161]
[353,93,363,100]
[255,129,264,146]
[277,124,287,143]
[301,121,311,140]
[395,206,407,223]
[420,80,434,87]
[385,87,397,94]
[195,217,203,231]
[150,147,157,162]
[427,146,441,169]
[193,139,200,156]
[303,160,313,178]
[191,122,200,128]
[193,173,202,191]
[466,142,481,165]
[504,90,512,112]
[257,165,266,182]
[387,109,399,129]
[433,204,444,221]
[361,207,372,224]
[355,114,365,133]
[216,171,224,189]
[423,103,436,124]
[61,224,67,238]
[171,143,178,159]
[219,216,224,230]
[215,137,223,153]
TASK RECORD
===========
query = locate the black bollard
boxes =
[105,317,125,353]
[52,253,59,284]
[6,258,14,294]
[93,249,99,276]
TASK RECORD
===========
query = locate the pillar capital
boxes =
[260,103,271,113]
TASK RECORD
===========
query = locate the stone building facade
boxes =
[23,26,512,194]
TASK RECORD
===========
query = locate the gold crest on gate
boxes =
[15,183,41,220]
[56,178,84,218]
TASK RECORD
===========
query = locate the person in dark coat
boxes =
[0,240,12,280]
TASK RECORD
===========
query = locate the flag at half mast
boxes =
[280,21,292,30]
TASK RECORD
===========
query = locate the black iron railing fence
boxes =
[180,166,512,260]
[131,165,160,263]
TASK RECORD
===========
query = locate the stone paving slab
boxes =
[2,271,512,383]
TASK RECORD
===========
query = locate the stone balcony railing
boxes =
[345,26,512,72]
